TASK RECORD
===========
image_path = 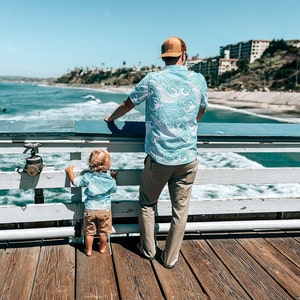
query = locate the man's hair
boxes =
[162,56,181,64]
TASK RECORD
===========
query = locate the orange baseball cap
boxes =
[160,36,187,57]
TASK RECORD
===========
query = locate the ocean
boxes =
[0,82,299,206]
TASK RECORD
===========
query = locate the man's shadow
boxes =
[106,121,145,137]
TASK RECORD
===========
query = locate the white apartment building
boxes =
[286,39,300,48]
[250,40,271,62]
[185,56,203,69]
[220,40,271,63]
[218,58,239,74]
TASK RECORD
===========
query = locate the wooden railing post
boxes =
[70,152,82,203]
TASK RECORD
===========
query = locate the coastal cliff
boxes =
[54,40,299,93]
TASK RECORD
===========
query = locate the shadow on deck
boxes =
[1,231,300,299]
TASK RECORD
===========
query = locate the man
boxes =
[104,36,208,269]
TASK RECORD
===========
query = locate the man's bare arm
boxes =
[197,107,206,122]
[104,97,135,122]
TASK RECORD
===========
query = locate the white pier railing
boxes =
[0,121,299,241]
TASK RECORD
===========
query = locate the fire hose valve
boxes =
[24,142,44,176]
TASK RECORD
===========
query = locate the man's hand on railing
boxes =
[103,115,113,123]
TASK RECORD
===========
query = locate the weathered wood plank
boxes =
[1,233,300,300]
[1,121,300,141]
[1,197,300,226]
[180,239,251,300]
[198,142,300,153]
[76,243,119,299]
[1,140,300,154]
[152,240,209,299]
[0,140,145,154]
[111,237,164,299]
[1,167,300,190]
[0,246,40,300]
[264,234,300,268]
[31,244,75,300]
[237,236,300,299]
[0,203,83,224]
[206,235,291,299]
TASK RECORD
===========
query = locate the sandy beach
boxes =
[208,91,300,123]
[55,83,300,123]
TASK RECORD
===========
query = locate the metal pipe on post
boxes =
[112,219,300,235]
[1,219,300,241]
[24,143,45,204]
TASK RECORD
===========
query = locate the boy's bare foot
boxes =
[99,244,106,253]
[84,248,92,256]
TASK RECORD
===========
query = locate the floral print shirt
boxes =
[130,65,208,165]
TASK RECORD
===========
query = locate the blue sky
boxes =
[1,0,299,78]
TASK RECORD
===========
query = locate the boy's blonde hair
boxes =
[88,149,111,172]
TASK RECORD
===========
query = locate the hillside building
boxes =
[220,40,271,63]
[286,39,300,48]
[189,38,299,87]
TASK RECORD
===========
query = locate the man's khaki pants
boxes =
[138,155,198,267]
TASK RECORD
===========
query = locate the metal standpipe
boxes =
[0,219,299,241]
[0,227,75,241]
[23,142,45,204]
[113,219,300,234]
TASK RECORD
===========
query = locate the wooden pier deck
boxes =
[1,231,299,300]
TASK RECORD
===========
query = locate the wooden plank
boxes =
[0,203,83,224]
[195,168,300,185]
[0,120,74,135]
[2,121,300,141]
[237,236,300,299]
[31,244,75,300]
[74,121,300,141]
[75,120,146,138]
[1,197,300,226]
[265,234,300,268]
[0,246,40,300]
[198,123,300,138]
[0,140,145,154]
[1,167,300,190]
[76,243,119,299]
[1,140,300,155]
[111,237,164,299]
[198,142,300,153]
[206,235,291,299]
[180,239,251,300]
[188,196,300,215]
[152,240,209,299]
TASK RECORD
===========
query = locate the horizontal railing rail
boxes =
[0,121,300,240]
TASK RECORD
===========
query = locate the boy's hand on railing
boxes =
[110,170,117,179]
[65,165,74,173]
[65,165,75,184]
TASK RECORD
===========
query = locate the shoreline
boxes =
[51,83,300,123]
[208,90,300,123]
